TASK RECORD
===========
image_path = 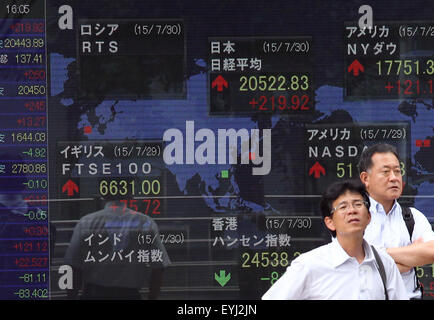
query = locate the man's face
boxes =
[324,191,371,237]
[360,152,402,205]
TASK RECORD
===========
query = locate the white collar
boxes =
[368,196,399,215]
[330,238,375,268]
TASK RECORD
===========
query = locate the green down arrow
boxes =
[215,270,231,287]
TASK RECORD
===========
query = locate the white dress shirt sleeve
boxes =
[261,258,310,300]
[378,248,409,300]
[411,208,434,242]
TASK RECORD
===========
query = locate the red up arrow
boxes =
[348,59,364,76]
[309,161,326,179]
[211,75,228,92]
[62,179,79,196]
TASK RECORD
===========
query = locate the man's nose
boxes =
[343,204,360,215]
[346,206,359,214]
[389,171,400,181]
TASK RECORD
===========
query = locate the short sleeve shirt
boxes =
[363,197,434,299]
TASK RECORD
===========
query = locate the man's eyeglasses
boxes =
[330,199,369,215]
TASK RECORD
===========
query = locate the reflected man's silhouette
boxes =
[64,195,170,300]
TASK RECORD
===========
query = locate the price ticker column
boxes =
[0,0,49,300]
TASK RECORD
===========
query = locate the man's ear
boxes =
[324,216,336,233]
[360,171,369,188]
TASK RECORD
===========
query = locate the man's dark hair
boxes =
[357,143,400,174]
[320,179,370,237]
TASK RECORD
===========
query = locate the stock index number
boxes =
[336,161,405,178]
[99,179,161,197]
[239,74,309,92]
[241,252,289,268]
[376,59,434,76]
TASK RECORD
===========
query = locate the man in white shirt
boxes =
[262,179,408,300]
[359,143,434,299]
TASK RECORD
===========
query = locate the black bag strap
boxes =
[401,206,424,297]
[371,245,389,300]
[402,206,414,239]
